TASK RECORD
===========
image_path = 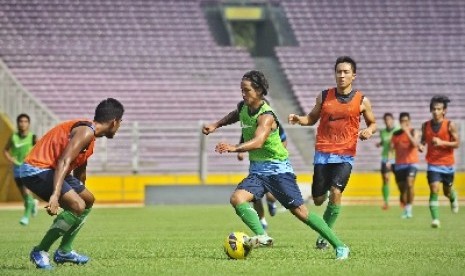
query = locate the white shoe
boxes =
[245,234,273,248]
[260,218,268,230]
[431,219,441,228]
[451,199,459,214]
[32,199,39,217]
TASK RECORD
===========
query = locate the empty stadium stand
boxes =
[1,0,463,173]
[276,0,465,170]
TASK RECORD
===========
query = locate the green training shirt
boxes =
[239,101,288,162]
[10,132,35,165]
[379,127,397,160]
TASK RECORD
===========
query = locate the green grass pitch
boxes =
[1,205,464,275]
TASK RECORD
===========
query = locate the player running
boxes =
[3,113,39,225]
[288,56,377,250]
[419,95,460,228]
[17,98,124,269]
[203,70,350,260]
[237,104,284,230]
[375,113,398,210]
[391,112,420,219]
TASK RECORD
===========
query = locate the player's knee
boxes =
[230,193,243,207]
[290,205,308,222]
[313,197,325,206]
[69,198,86,216]
[84,193,95,208]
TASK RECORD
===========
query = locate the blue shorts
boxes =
[380,160,394,174]
[394,165,417,183]
[427,171,454,186]
[313,163,352,197]
[17,170,85,201]
[236,173,304,209]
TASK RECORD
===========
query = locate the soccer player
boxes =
[3,113,39,225]
[237,117,286,229]
[391,112,420,219]
[418,95,459,228]
[375,113,397,210]
[203,70,350,260]
[17,98,124,269]
[288,56,377,250]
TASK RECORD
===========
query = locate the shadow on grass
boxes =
[0,264,30,270]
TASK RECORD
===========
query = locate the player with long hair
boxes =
[203,70,350,260]
[419,95,460,228]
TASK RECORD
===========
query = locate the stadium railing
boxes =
[0,59,59,136]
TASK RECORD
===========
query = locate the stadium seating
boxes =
[276,0,465,170]
[0,0,309,173]
[1,0,463,172]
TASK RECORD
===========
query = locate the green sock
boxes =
[449,189,457,203]
[36,211,80,251]
[323,203,341,228]
[382,183,390,204]
[306,213,344,249]
[235,202,265,235]
[429,193,439,220]
[59,208,92,253]
[23,194,34,219]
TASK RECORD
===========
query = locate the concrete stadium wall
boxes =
[84,172,465,204]
[0,113,22,201]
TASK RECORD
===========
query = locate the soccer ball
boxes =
[223,232,252,260]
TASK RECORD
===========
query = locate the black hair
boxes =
[242,70,269,96]
[335,56,357,73]
[94,98,125,123]
[383,112,393,120]
[399,112,410,120]
[16,113,30,124]
[429,95,450,111]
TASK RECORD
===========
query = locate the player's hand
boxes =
[202,124,217,135]
[401,125,410,133]
[288,114,301,125]
[46,195,59,216]
[432,137,442,146]
[375,142,381,148]
[237,152,244,161]
[418,144,425,152]
[358,128,373,140]
[215,142,236,154]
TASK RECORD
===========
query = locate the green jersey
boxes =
[379,127,397,160]
[239,101,288,162]
[10,132,35,166]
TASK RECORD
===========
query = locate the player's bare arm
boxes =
[216,114,274,153]
[47,126,94,216]
[203,109,239,135]
[403,127,420,148]
[289,93,322,126]
[433,121,460,148]
[3,138,18,165]
[359,97,377,140]
[73,161,87,184]
[418,123,427,152]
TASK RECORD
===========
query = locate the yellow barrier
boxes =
[85,172,465,203]
[0,113,22,202]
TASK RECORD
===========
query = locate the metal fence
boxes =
[87,121,465,176]
[0,60,59,136]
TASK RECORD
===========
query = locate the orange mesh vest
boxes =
[391,129,419,164]
[25,120,95,172]
[424,119,454,166]
[315,88,363,156]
